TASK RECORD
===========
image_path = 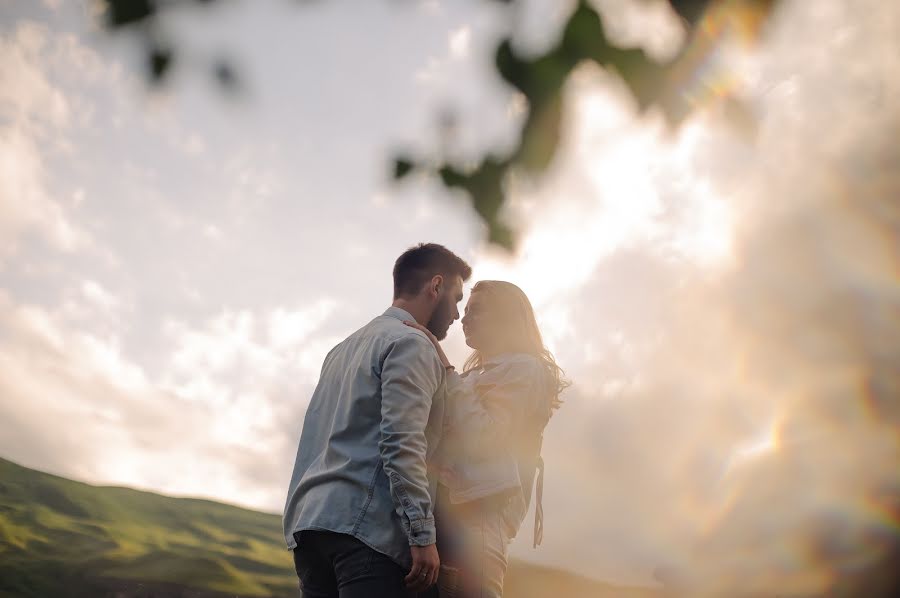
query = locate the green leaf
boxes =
[667,0,713,27]
[148,46,172,82]
[104,0,156,28]
[515,91,562,173]
[393,158,415,180]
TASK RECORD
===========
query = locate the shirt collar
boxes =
[382,306,417,323]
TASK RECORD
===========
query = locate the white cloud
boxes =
[202,223,223,240]
[0,22,71,128]
[181,132,207,156]
[81,279,120,312]
[163,309,275,397]
[449,25,471,59]
[162,301,340,401]
[268,300,337,350]
[0,22,96,261]
[591,0,687,61]
[0,292,341,511]
[0,127,86,258]
[414,55,443,84]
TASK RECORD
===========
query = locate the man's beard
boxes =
[426,295,453,341]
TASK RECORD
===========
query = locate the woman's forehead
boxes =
[466,291,489,308]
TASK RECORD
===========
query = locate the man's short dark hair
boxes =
[393,243,472,299]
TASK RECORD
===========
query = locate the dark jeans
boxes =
[293,530,429,598]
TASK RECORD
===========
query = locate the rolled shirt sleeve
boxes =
[378,332,445,546]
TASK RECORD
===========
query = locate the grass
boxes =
[0,456,660,597]
[0,457,296,597]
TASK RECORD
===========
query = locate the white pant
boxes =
[438,504,511,598]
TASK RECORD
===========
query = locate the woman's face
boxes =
[461,291,501,352]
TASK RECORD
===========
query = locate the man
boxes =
[283,243,471,597]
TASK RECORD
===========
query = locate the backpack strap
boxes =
[533,454,544,548]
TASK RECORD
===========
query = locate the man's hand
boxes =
[405,543,440,592]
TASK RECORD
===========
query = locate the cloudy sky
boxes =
[1,0,898,591]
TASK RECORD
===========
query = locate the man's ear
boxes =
[430,274,444,298]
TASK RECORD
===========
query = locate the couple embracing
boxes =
[283,243,567,597]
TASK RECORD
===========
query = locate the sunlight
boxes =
[733,419,780,463]
[667,179,736,267]
[469,77,738,316]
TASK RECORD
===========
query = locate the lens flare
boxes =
[664,0,778,127]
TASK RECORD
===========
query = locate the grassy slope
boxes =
[0,457,659,597]
[0,457,294,597]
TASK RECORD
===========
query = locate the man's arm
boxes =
[378,332,444,547]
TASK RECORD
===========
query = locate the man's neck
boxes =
[391,298,429,326]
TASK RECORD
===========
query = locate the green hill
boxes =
[0,456,659,597]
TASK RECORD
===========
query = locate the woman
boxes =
[405,280,567,597]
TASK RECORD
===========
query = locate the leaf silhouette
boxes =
[95,0,782,249]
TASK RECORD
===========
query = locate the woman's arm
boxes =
[401,321,548,455]
[450,359,547,458]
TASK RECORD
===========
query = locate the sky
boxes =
[1,0,898,592]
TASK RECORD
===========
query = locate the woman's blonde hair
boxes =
[463,280,569,407]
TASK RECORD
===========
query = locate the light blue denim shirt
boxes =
[282,307,446,568]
